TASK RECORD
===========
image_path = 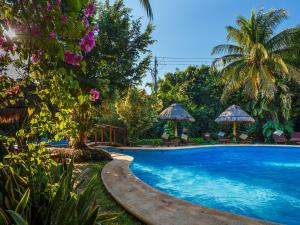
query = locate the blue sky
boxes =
[121,0,300,89]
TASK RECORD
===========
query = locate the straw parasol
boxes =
[0,106,27,123]
[215,105,255,142]
[159,103,195,137]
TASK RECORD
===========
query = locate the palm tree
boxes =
[211,9,300,101]
[139,0,153,20]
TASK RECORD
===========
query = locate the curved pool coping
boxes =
[100,144,293,225]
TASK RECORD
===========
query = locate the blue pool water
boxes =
[115,146,300,225]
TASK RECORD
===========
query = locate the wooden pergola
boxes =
[93,124,127,146]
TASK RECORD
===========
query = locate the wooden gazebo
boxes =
[93,124,127,146]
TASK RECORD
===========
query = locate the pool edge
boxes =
[101,151,280,225]
[113,144,300,150]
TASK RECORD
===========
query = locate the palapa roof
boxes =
[0,106,27,123]
[159,103,195,122]
[215,105,255,123]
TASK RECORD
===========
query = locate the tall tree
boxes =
[116,88,162,142]
[73,0,154,147]
[211,9,300,103]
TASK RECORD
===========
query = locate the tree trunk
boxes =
[75,128,88,149]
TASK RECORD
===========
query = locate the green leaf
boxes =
[15,189,30,214]
[83,207,99,225]
[0,208,9,225]
[7,211,28,225]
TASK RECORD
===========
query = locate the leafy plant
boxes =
[0,159,118,225]
[116,88,162,143]
[262,120,294,142]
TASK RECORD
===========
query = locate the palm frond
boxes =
[211,54,244,69]
[211,44,243,55]
[266,27,300,51]
[139,0,153,20]
[226,26,252,47]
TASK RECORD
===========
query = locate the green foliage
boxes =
[163,121,175,138]
[212,9,300,122]
[131,139,163,146]
[72,0,155,146]
[116,88,162,143]
[262,120,294,142]
[155,65,222,138]
[0,159,117,225]
[86,0,154,97]
[189,137,206,144]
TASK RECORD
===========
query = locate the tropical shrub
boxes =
[0,159,117,225]
[262,120,294,142]
[131,138,163,146]
[116,88,162,143]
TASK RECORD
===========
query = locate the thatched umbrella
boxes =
[0,106,27,123]
[215,105,255,142]
[159,103,195,137]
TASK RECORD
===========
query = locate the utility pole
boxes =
[152,56,158,94]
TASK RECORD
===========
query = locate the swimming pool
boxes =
[115,146,300,225]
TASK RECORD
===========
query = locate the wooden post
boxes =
[113,128,116,145]
[109,127,112,145]
[100,128,104,142]
[94,132,97,144]
[233,121,237,143]
[174,121,178,137]
[124,128,127,146]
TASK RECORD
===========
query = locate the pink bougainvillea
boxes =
[93,25,99,33]
[13,85,20,94]
[47,1,53,11]
[82,17,89,28]
[31,54,39,64]
[49,31,57,39]
[0,36,5,47]
[90,88,100,101]
[30,24,40,37]
[85,2,96,17]
[61,15,68,23]
[64,50,83,66]
[80,32,95,53]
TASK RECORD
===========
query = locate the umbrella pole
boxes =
[233,121,237,143]
[174,121,178,137]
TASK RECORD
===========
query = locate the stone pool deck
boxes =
[101,152,279,225]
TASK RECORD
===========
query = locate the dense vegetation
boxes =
[1,2,300,225]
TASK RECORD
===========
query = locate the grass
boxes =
[75,161,144,225]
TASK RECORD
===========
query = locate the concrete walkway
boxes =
[101,153,278,225]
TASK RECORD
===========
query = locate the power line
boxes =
[157,56,217,60]
[158,63,211,66]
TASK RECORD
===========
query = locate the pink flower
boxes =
[85,2,96,17]
[90,89,100,101]
[64,50,83,66]
[47,1,53,11]
[93,25,99,33]
[82,17,89,28]
[31,54,39,64]
[13,85,20,94]
[49,31,57,39]
[31,24,39,37]
[61,15,68,23]
[80,32,95,53]
[0,36,5,47]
